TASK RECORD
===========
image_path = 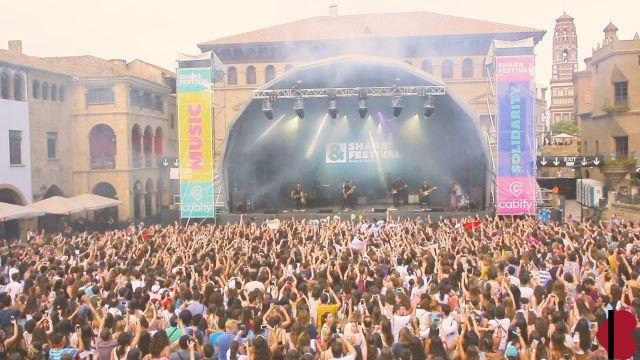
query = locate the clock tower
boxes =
[550,12,578,126]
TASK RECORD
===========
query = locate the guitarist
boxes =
[341,180,356,211]
[390,177,407,207]
[419,180,437,211]
[291,182,305,210]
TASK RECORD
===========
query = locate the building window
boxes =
[142,92,152,109]
[86,88,114,104]
[246,66,256,85]
[421,60,433,74]
[154,95,164,112]
[441,59,453,79]
[13,74,24,101]
[51,84,58,101]
[461,58,474,78]
[47,132,57,159]
[32,80,40,99]
[42,82,49,100]
[227,66,237,85]
[583,141,588,154]
[130,89,142,106]
[615,136,629,159]
[1,72,10,99]
[614,81,628,105]
[170,114,175,129]
[59,86,65,102]
[265,65,276,83]
[9,130,22,165]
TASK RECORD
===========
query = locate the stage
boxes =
[213,204,490,224]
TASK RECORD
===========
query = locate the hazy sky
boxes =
[1,0,638,89]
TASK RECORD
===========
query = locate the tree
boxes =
[551,121,580,136]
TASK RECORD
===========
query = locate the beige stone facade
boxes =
[574,25,640,193]
[0,42,177,224]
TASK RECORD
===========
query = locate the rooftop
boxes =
[199,10,545,47]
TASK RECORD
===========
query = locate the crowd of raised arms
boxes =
[0,214,639,360]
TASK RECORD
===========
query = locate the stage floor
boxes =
[214,204,489,224]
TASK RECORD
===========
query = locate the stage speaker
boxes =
[318,209,333,214]
[408,194,419,204]
[373,208,387,213]
[262,209,279,214]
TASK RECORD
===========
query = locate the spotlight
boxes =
[328,93,338,119]
[294,96,304,118]
[357,90,368,119]
[392,96,403,117]
[423,94,435,118]
[262,98,274,120]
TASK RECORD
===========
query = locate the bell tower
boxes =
[549,12,578,126]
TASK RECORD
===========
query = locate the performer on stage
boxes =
[390,177,407,207]
[341,180,356,211]
[450,181,463,211]
[419,180,437,211]
[291,182,305,210]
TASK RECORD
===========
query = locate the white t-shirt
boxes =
[440,315,459,347]
[519,286,534,301]
[489,318,511,352]
[391,314,411,342]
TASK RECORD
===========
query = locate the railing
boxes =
[90,156,115,170]
[132,155,142,168]
[145,155,154,167]
[615,193,640,205]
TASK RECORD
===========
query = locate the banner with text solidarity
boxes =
[177,68,215,218]
[496,55,536,215]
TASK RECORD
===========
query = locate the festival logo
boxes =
[325,141,401,164]
[326,143,347,163]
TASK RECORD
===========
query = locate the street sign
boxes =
[161,157,178,167]
[537,156,603,168]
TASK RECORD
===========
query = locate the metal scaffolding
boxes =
[252,86,446,99]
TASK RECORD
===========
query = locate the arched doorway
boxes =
[92,182,118,226]
[0,185,27,240]
[131,124,142,168]
[89,124,117,169]
[133,181,143,219]
[154,127,163,166]
[37,185,65,233]
[144,179,154,218]
[143,126,153,167]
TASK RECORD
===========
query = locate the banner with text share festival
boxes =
[496,55,536,215]
[177,68,215,218]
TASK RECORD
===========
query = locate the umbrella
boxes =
[0,202,44,221]
[70,194,122,211]
[25,196,85,215]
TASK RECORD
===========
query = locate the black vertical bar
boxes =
[608,309,614,360]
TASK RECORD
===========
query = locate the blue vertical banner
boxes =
[496,55,537,215]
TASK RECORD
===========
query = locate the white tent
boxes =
[70,194,122,210]
[25,196,85,215]
[0,202,44,221]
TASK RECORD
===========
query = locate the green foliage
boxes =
[603,158,637,168]
[551,121,580,136]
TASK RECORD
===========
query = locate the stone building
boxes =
[574,24,640,195]
[0,41,177,232]
[197,5,547,169]
[549,13,579,127]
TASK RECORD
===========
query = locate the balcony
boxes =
[145,155,154,167]
[90,156,115,170]
[132,155,142,168]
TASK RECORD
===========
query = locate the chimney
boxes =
[329,4,338,17]
[8,40,22,54]
[108,59,127,68]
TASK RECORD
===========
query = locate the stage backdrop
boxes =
[177,68,215,218]
[496,55,536,215]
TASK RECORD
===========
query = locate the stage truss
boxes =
[252,86,446,99]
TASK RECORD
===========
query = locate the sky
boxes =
[1,0,639,93]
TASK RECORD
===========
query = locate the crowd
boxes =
[0,213,638,360]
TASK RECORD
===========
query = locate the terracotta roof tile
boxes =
[199,11,545,47]
[0,49,68,75]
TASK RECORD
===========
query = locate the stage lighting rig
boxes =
[294,96,304,118]
[328,92,338,119]
[392,95,403,117]
[262,93,276,120]
[423,94,435,118]
[357,89,368,119]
